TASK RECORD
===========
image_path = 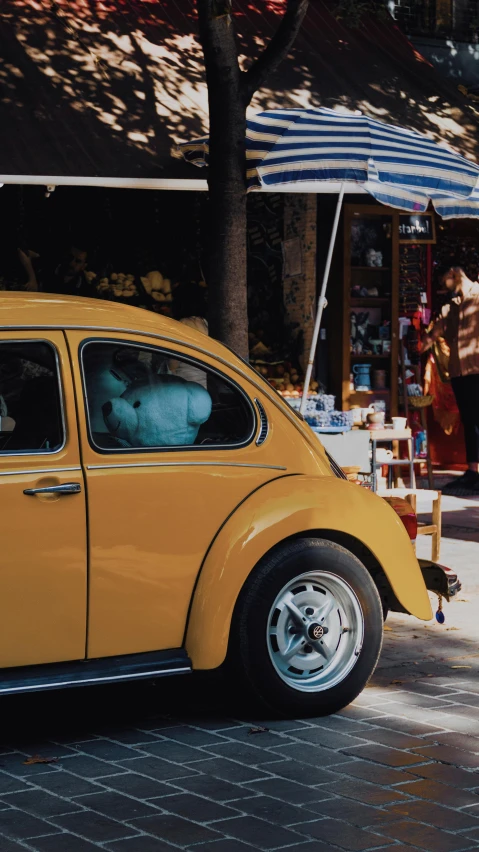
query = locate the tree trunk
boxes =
[198,2,249,359]
[197,0,309,359]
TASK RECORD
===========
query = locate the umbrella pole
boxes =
[300,183,345,415]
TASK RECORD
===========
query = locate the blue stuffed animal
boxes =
[102,374,212,447]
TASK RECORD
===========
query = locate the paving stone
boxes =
[385,799,479,830]
[106,837,178,852]
[337,706,387,722]
[0,839,38,851]
[210,816,303,849]
[398,778,479,807]
[97,772,176,800]
[158,726,227,748]
[8,743,77,760]
[353,728,426,750]
[29,835,103,851]
[334,759,418,786]
[425,731,479,752]
[408,761,478,788]
[0,788,82,817]
[307,716,376,734]
[341,744,426,767]
[259,759,340,786]
[327,778,408,806]
[267,742,351,768]
[214,727,285,748]
[138,740,211,765]
[29,770,103,798]
[370,717,446,736]
[52,811,139,842]
[188,842,302,852]
[293,817,385,850]
[288,727,367,750]
[130,814,222,846]
[169,774,253,802]
[411,743,479,768]
[94,729,163,746]
[183,758,272,784]
[0,754,60,778]
[244,718,311,733]
[116,756,201,782]
[71,741,141,761]
[51,755,122,779]
[0,773,32,794]
[152,791,239,822]
[74,790,160,820]
[196,741,284,766]
[230,794,317,826]
[302,797,400,827]
[0,808,57,839]
[376,819,474,851]
[244,777,334,805]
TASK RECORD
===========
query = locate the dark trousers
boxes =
[451,374,479,464]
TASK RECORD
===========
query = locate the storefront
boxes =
[3,0,479,470]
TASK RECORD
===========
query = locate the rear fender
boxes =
[186,476,432,669]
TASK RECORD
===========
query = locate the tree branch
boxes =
[241,0,309,106]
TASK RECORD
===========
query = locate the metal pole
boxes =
[300,183,346,415]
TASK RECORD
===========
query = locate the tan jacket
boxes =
[433,282,479,378]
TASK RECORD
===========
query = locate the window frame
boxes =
[79,337,257,455]
[0,338,66,457]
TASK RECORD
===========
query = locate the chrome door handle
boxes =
[24,482,82,496]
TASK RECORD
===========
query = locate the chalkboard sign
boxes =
[398,213,436,244]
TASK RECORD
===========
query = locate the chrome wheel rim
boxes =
[267,571,364,693]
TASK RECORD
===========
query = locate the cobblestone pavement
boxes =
[0,493,479,852]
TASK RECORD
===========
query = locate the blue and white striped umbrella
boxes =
[181,107,479,217]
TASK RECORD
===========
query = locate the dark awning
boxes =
[1,1,478,183]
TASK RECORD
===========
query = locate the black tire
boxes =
[227,538,383,717]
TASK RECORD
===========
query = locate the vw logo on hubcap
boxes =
[308,623,324,641]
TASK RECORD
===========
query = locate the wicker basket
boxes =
[408,394,433,408]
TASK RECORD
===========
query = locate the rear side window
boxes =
[0,341,63,454]
[81,341,255,452]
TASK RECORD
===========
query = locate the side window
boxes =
[81,341,255,452]
[0,341,63,454]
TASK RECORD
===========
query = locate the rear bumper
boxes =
[419,559,462,601]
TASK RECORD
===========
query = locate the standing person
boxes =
[422,265,479,493]
[169,284,209,388]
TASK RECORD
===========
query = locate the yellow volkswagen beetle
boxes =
[0,294,456,716]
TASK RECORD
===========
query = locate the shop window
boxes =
[0,341,63,454]
[81,341,255,452]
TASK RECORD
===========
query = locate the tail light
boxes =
[382,496,418,542]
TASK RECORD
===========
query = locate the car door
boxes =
[0,331,87,668]
[67,331,286,660]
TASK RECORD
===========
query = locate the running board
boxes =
[0,649,191,696]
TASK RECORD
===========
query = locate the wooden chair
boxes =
[377,487,442,562]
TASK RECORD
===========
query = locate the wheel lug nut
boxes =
[305,607,314,616]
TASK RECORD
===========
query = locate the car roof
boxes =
[0,292,244,369]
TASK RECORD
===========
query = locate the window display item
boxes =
[352,364,372,391]
[372,369,387,390]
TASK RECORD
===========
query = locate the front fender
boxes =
[186,475,432,669]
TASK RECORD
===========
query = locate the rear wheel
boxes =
[228,538,383,717]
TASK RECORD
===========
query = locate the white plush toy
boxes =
[102,374,212,447]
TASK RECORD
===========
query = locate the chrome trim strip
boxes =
[0,338,67,458]
[87,461,287,471]
[0,466,81,478]
[0,665,191,694]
